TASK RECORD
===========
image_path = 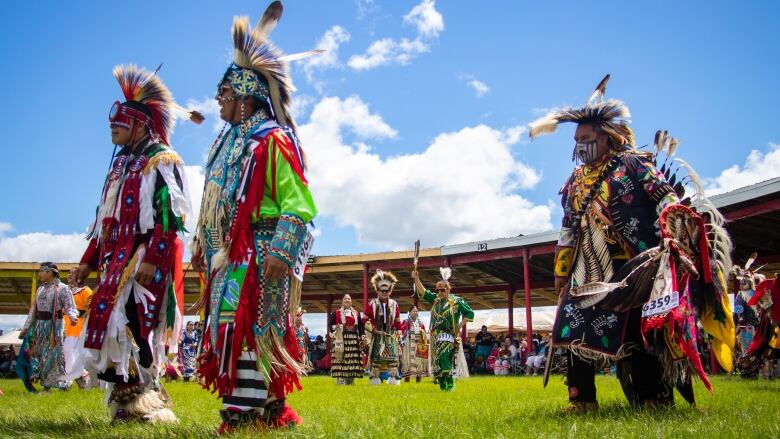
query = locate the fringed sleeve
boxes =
[266,133,317,267]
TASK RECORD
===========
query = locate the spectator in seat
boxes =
[475,326,496,371]
[526,334,550,375]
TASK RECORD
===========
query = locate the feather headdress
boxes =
[223,1,322,132]
[528,74,636,148]
[113,64,203,146]
[371,269,398,292]
[439,267,452,285]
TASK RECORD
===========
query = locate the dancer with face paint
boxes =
[76,64,200,423]
[529,74,734,411]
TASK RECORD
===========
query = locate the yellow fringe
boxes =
[143,152,182,175]
[254,331,306,385]
[115,250,142,304]
[289,277,302,325]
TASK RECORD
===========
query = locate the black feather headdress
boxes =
[528,74,636,148]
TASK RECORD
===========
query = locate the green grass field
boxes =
[1,375,778,438]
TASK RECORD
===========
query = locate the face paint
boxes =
[573,141,600,164]
[109,101,151,130]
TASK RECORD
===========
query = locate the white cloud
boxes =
[355,0,378,20]
[468,79,490,97]
[183,165,205,239]
[348,0,443,71]
[304,26,351,72]
[348,37,429,71]
[290,95,316,120]
[503,126,527,145]
[301,25,352,91]
[403,0,444,38]
[300,95,552,249]
[306,95,397,140]
[459,74,490,98]
[0,166,205,264]
[706,143,780,195]
[0,228,87,262]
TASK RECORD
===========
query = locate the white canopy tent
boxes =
[466,308,556,336]
[0,329,22,347]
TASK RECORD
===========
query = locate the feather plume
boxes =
[370,269,397,289]
[576,292,609,308]
[600,247,663,311]
[669,138,680,156]
[528,113,562,139]
[255,0,283,39]
[744,252,758,270]
[228,3,323,134]
[278,49,326,63]
[528,99,635,147]
[675,158,733,274]
[586,73,610,106]
[439,267,452,283]
[232,15,294,129]
[113,64,204,145]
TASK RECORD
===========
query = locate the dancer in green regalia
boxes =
[412,268,474,391]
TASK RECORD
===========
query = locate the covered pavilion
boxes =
[1,177,779,343]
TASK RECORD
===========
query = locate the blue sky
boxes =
[0,0,779,334]
[1,0,779,256]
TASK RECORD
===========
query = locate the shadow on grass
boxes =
[499,399,708,427]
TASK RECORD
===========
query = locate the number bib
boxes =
[642,291,680,317]
[292,229,315,282]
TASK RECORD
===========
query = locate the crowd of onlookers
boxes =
[302,325,563,377]
[463,326,555,376]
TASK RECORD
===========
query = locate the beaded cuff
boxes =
[269,214,307,268]
[142,224,177,268]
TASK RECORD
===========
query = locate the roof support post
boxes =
[507,285,516,340]
[30,272,38,308]
[326,294,334,353]
[523,248,533,340]
[362,264,369,313]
